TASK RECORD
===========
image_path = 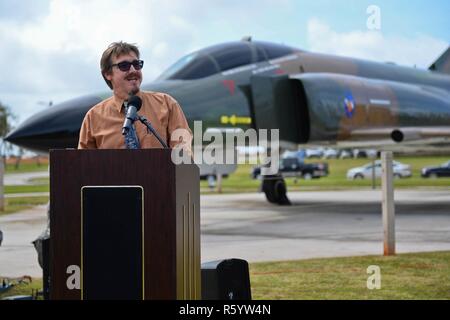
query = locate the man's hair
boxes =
[100,41,140,89]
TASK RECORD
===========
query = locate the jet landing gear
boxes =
[261,175,291,205]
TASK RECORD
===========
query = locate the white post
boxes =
[216,173,223,193]
[381,151,395,255]
[0,157,4,211]
[371,159,376,190]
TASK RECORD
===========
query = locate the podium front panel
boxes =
[81,186,144,300]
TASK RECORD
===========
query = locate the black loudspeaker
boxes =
[201,259,252,300]
[32,235,50,300]
[42,238,50,300]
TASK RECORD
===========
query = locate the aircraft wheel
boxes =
[262,176,291,205]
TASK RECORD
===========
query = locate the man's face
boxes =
[105,52,143,98]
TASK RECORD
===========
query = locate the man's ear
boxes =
[104,71,113,81]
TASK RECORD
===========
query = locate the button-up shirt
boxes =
[78,91,192,152]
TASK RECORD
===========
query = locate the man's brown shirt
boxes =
[78,91,192,152]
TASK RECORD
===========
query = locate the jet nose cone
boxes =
[5,118,55,153]
[5,127,24,144]
[5,129,16,142]
[4,111,76,154]
[5,94,102,153]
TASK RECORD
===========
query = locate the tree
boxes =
[0,101,14,211]
[0,100,17,162]
[0,101,15,138]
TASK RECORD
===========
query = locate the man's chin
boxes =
[127,84,141,96]
[129,87,140,95]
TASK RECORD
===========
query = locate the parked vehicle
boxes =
[281,150,306,160]
[353,149,378,158]
[346,160,412,179]
[279,157,329,179]
[252,156,329,180]
[304,148,324,158]
[421,161,450,178]
[322,148,339,159]
[338,149,353,159]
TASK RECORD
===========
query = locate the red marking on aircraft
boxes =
[274,69,286,74]
[222,79,235,95]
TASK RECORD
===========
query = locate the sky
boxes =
[0,0,449,126]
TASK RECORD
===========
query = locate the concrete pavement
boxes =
[200,189,450,263]
[0,205,47,277]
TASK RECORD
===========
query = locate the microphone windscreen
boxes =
[128,95,142,111]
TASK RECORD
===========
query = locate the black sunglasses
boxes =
[111,59,144,72]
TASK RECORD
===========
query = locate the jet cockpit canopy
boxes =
[157,40,296,80]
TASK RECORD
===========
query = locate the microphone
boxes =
[122,95,142,135]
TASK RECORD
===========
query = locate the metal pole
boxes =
[381,151,395,255]
[371,158,376,190]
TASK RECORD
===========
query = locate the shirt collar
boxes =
[111,91,144,113]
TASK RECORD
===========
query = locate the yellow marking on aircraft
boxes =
[220,115,252,126]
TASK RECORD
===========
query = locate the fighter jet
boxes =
[5,38,450,204]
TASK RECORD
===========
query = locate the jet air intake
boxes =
[249,74,310,145]
[249,72,450,145]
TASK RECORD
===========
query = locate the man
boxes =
[78,41,192,152]
[31,42,193,278]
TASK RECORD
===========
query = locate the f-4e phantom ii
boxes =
[6,38,450,204]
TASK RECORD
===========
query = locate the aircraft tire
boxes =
[262,176,291,205]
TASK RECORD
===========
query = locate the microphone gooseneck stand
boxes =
[137,115,169,149]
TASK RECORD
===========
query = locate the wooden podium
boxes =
[49,149,200,300]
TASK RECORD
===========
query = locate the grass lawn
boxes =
[0,278,43,300]
[1,251,448,300]
[4,185,49,194]
[0,196,49,216]
[5,162,48,174]
[250,251,450,299]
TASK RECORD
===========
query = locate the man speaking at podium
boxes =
[78,41,192,152]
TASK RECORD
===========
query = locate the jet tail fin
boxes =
[429,47,450,74]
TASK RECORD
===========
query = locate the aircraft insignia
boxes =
[344,92,355,118]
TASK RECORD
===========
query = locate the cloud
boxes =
[1,1,447,128]
[0,0,49,23]
[306,18,448,68]
[1,0,271,124]
[0,0,207,124]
